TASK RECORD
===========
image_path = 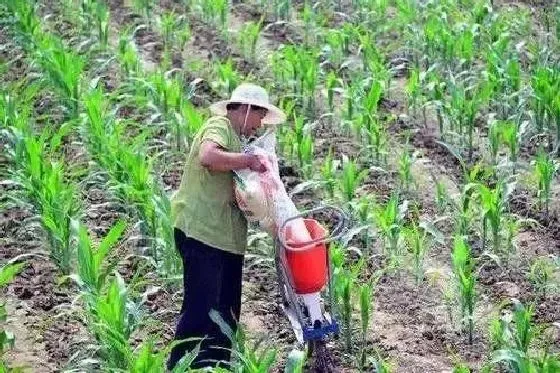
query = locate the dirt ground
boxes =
[1,1,559,372]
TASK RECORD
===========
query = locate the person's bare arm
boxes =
[199,141,266,172]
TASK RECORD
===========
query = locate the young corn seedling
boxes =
[350,194,375,249]
[478,180,515,255]
[117,28,141,76]
[324,29,345,69]
[362,80,383,130]
[157,11,180,54]
[34,35,84,118]
[325,71,341,114]
[71,219,127,296]
[320,148,338,200]
[297,133,314,179]
[212,59,241,98]
[528,256,558,299]
[179,99,205,147]
[363,117,388,166]
[94,0,110,50]
[425,69,447,140]
[5,118,80,274]
[133,0,153,22]
[488,118,501,166]
[498,120,524,173]
[398,135,416,193]
[533,148,559,221]
[404,220,429,285]
[451,235,476,344]
[6,0,41,43]
[406,66,421,121]
[489,301,560,372]
[359,282,373,370]
[0,261,26,371]
[530,66,557,135]
[435,179,448,214]
[209,310,277,372]
[373,194,407,264]
[341,274,354,352]
[271,0,291,21]
[338,155,368,203]
[87,274,140,369]
[237,19,263,62]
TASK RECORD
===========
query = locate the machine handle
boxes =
[278,205,349,250]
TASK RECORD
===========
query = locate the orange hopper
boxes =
[283,219,328,294]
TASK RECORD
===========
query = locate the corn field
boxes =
[1,0,559,372]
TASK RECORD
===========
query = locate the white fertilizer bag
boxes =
[234,131,311,243]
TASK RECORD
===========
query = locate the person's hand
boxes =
[245,153,268,173]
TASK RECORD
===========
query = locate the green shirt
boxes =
[171,116,248,255]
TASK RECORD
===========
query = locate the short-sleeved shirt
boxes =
[171,116,247,255]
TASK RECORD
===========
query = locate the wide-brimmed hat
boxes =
[209,83,286,125]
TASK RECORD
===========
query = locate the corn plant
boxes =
[133,0,153,21]
[405,66,421,120]
[435,179,448,213]
[530,66,557,135]
[349,194,375,249]
[209,310,277,372]
[488,118,501,166]
[212,59,241,98]
[528,256,558,299]
[4,0,41,49]
[320,147,338,199]
[398,136,416,193]
[338,155,368,203]
[157,11,179,54]
[341,275,354,352]
[362,80,383,131]
[34,35,84,118]
[363,117,388,166]
[324,29,345,70]
[71,219,127,296]
[532,148,559,220]
[373,194,406,262]
[87,274,141,369]
[81,88,178,276]
[5,118,80,274]
[499,120,524,173]
[425,69,447,140]
[358,282,373,369]
[179,99,205,147]
[0,261,26,371]
[197,0,228,33]
[237,20,263,62]
[270,0,291,21]
[325,71,341,114]
[404,221,429,285]
[477,180,515,255]
[444,80,488,162]
[117,28,141,76]
[94,0,109,50]
[297,134,314,179]
[451,235,476,344]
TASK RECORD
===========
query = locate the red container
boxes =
[283,219,328,294]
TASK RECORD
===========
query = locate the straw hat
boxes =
[209,83,286,125]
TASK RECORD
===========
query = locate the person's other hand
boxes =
[245,153,268,173]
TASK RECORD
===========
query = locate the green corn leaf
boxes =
[0,262,26,288]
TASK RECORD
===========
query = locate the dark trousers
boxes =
[167,228,244,370]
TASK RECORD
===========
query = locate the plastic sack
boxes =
[234,131,311,243]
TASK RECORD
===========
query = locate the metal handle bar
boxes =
[278,205,349,250]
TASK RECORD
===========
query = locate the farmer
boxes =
[167,83,286,370]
